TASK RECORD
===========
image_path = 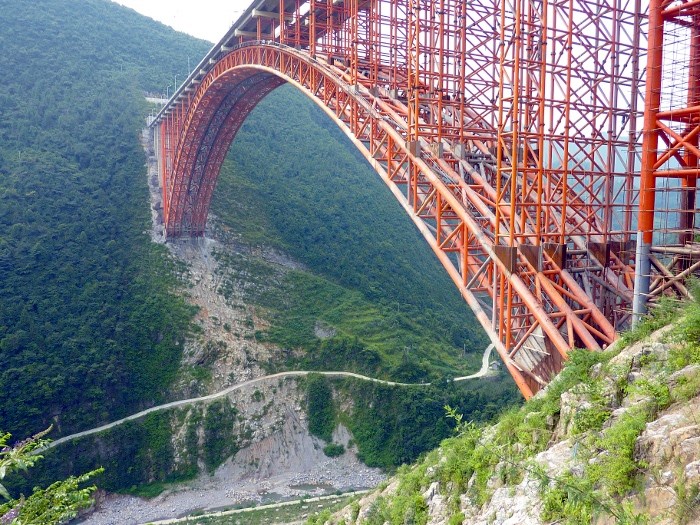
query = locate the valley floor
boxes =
[78,437,382,525]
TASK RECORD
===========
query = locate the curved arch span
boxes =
[155,42,618,399]
[165,70,284,236]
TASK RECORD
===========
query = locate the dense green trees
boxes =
[306,374,336,442]
[303,373,518,468]
[0,0,210,438]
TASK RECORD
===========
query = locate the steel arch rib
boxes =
[162,43,617,398]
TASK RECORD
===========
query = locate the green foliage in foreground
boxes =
[618,296,681,348]
[539,408,650,524]
[0,428,101,525]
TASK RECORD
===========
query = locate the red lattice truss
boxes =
[153,0,700,398]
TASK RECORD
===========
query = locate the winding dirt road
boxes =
[49,344,494,450]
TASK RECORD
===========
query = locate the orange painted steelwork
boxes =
[636,0,700,320]
[151,0,698,397]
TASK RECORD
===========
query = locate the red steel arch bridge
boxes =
[151,0,700,398]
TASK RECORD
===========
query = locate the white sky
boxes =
[111,0,250,42]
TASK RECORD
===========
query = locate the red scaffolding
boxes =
[150,0,700,397]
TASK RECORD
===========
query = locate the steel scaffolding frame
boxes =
[634,0,700,321]
[151,0,699,397]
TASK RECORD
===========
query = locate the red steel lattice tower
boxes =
[635,0,700,320]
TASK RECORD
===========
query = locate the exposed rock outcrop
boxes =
[319,321,700,525]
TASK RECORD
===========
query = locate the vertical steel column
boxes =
[634,0,663,323]
[680,15,700,249]
[159,121,168,226]
[279,0,287,44]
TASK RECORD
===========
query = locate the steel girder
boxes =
[157,42,633,397]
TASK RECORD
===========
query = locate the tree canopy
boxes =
[0,0,209,437]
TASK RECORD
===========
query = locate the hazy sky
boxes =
[111,0,250,42]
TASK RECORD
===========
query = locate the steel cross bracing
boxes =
[150,0,697,397]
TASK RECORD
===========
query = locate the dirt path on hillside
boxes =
[52,355,496,451]
[70,128,494,525]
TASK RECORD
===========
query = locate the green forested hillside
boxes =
[0,0,210,438]
[212,86,490,380]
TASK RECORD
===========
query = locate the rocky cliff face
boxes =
[317,306,700,525]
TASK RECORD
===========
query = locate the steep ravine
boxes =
[72,129,388,524]
[65,123,511,524]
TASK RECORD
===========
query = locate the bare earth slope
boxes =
[75,129,389,525]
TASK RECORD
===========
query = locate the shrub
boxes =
[323,443,345,457]
[0,428,102,525]
[306,374,336,442]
